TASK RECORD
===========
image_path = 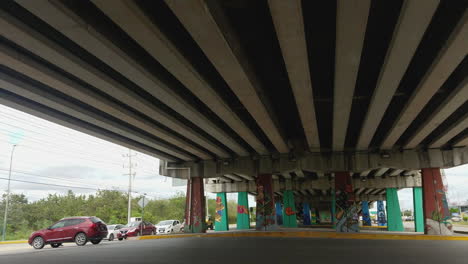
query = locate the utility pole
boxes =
[2,144,17,241]
[123,149,137,224]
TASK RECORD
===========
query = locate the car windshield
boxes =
[107,225,116,230]
[126,221,141,227]
[157,220,173,226]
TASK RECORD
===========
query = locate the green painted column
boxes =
[386,188,404,232]
[331,189,336,229]
[215,193,229,231]
[282,190,297,227]
[236,192,250,230]
[413,187,424,232]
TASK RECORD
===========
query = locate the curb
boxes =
[0,240,28,245]
[139,231,468,241]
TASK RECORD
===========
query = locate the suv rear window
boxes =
[90,217,104,224]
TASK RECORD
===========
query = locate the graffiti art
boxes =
[215,196,224,222]
[377,201,387,226]
[335,172,359,232]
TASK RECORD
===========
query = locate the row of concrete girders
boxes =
[204,173,420,194]
[0,0,465,164]
[163,147,468,177]
[269,0,468,151]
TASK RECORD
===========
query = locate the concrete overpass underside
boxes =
[0,0,467,235]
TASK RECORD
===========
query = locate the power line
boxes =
[0,168,128,191]
[0,176,155,198]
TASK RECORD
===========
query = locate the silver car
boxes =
[106,224,124,241]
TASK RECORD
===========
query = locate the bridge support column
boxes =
[422,168,453,235]
[236,192,250,230]
[413,187,424,232]
[302,202,311,225]
[335,172,359,232]
[377,200,387,227]
[361,201,372,226]
[215,193,229,231]
[331,189,336,228]
[185,177,206,233]
[255,174,277,231]
[282,190,297,227]
[386,188,404,231]
[275,201,283,226]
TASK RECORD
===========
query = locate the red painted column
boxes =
[334,172,359,232]
[255,174,277,231]
[421,168,453,235]
[185,177,206,233]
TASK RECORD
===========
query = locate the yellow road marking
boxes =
[139,231,468,241]
[0,240,28,245]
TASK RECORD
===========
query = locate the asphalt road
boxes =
[0,237,467,264]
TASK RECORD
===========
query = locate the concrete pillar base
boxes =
[185,177,206,233]
[386,188,404,232]
[335,172,359,232]
[422,168,453,235]
[255,174,277,231]
[413,187,424,232]
[215,193,228,231]
[236,192,250,230]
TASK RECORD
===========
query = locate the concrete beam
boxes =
[224,174,244,182]
[357,0,438,150]
[175,148,468,177]
[235,173,255,181]
[454,136,468,147]
[429,114,468,148]
[14,0,241,157]
[0,42,211,160]
[92,0,267,155]
[268,0,320,150]
[374,168,389,177]
[406,78,468,148]
[0,72,193,161]
[381,11,468,149]
[166,0,289,153]
[333,0,370,151]
[388,169,404,176]
[0,91,177,162]
[205,174,421,193]
[0,7,231,159]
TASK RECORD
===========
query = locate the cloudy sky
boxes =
[0,103,467,210]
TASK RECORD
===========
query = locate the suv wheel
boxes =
[108,234,114,241]
[32,236,45,249]
[74,232,88,246]
[51,243,61,248]
[91,239,102,245]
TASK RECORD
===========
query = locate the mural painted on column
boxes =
[335,172,359,232]
[422,168,453,235]
[237,192,250,230]
[185,177,206,233]
[303,203,311,225]
[255,174,277,231]
[377,201,387,227]
[282,190,297,227]
[361,201,372,226]
[215,193,228,231]
[275,201,283,226]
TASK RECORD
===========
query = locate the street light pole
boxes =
[2,144,17,241]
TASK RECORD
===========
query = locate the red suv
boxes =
[117,221,156,240]
[28,216,108,249]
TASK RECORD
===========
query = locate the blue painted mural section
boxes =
[377,200,387,226]
[361,201,371,226]
[303,203,311,225]
[275,201,283,226]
